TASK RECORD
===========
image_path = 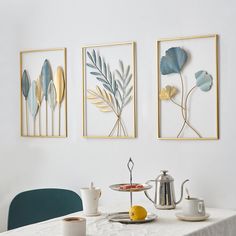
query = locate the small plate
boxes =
[107,212,157,224]
[109,183,152,192]
[176,212,210,222]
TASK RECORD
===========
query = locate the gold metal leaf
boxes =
[36,76,43,105]
[159,85,178,100]
[87,88,115,113]
[54,66,65,104]
[96,86,103,96]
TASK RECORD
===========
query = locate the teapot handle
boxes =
[144,180,156,204]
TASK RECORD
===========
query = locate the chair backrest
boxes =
[8,188,83,230]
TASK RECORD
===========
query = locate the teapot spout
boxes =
[174,179,189,205]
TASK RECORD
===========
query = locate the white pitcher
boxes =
[80,182,101,216]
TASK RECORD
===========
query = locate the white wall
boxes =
[0,0,235,232]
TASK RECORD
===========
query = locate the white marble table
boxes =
[1,207,236,236]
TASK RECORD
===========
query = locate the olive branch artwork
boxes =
[159,47,213,138]
[86,49,133,136]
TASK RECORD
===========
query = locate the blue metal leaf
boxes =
[27,81,38,118]
[195,70,213,92]
[160,47,187,75]
[41,59,53,101]
[22,70,30,99]
[48,81,57,111]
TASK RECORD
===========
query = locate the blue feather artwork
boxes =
[27,81,39,135]
[160,47,187,75]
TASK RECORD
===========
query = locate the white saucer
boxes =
[176,212,210,222]
[84,212,101,217]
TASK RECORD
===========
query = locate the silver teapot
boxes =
[144,170,189,210]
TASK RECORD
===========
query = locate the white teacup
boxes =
[80,187,101,216]
[63,217,86,236]
[183,198,205,216]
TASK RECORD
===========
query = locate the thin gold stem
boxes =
[176,72,186,137]
[25,99,29,136]
[59,104,61,136]
[120,118,128,136]
[109,118,119,136]
[46,101,48,136]
[177,86,202,138]
[38,106,41,136]
[179,72,184,114]
[170,98,185,109]
[184,86,202,137]
[52,110,54,136]
[117,118,120,136]
[33,117,36,136]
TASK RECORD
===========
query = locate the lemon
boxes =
[129,205,147,221]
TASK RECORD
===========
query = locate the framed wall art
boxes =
[20,48,67,137]
[82,42,136,138]
[157,34,219,140]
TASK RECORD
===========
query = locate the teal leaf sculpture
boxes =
[41,59,53,100]
[27,81,38,118]
[48,81,57,111]
[195,70,213,92]
[160,47,187,75]
[22,70,30,99]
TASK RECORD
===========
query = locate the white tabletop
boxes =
[1,207,236,236]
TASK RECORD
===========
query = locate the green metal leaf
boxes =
[90,72,101,76]
[124,96,132,107]
[41,59,53,101]
[125,66,130,79]
[119,60,124,74]
[103,60,107,77]
[92,49,96,63]
[87,51,93,63]
[160,47,187,75]
[103,84,112,93]
[98,55,102,70]
[48,81,57,111]
[22,70,30,99]
[96,77,107,84]
[27,81,38,118]
[86,63,96,69]
[195,70,213,92]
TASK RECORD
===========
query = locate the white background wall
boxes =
[0,0,235,232]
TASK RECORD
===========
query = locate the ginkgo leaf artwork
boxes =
[83,42,136,138]
[20,48,67,137]
[157,35,219,140]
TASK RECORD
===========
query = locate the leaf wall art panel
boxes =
[157,35,219,140]
[20,48,67,137]
[82,42,136,138]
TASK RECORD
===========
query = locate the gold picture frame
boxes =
[20,48,67,138]
[157,34,219,140]
[82,41,137,139]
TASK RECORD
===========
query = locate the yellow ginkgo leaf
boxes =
[159,85,178,100]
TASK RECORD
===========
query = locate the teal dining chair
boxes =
[8,188,83,230]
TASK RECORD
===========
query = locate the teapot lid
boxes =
[157,170,174,182]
